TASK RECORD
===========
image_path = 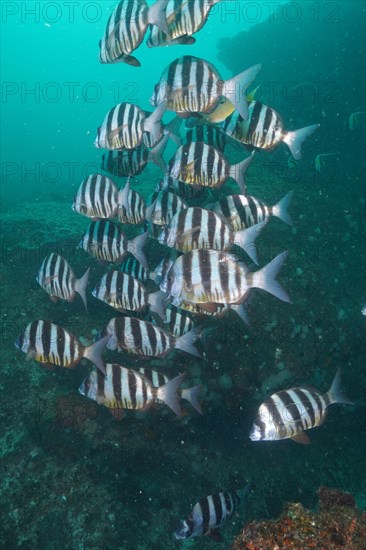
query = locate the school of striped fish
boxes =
[15,0,352,543]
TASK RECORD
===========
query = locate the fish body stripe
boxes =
[152,56,222,114]
[93,270,148,312]
[186,124,226,151]
[19,321,82,367]
[222,101,285,150]
[102,146,149,177]
[152,191,187,225]
[187,490,241,537]
[73,175,119,219]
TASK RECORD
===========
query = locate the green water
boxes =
[1,1,365,548]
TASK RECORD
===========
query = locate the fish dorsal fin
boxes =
[291,432,311,445]
[206,528,223,542]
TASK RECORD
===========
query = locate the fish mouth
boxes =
[14,337,21,350]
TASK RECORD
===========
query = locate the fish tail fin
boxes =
[157,373,185,416]
[223,64,262,121]
[84,335,109,374]
[148,290,166,321]
[144,100,167,143]
[181,384,203,415]
[164,116,182,146]
[283,123,320,160]
[326,369,353,405]
[251,251,291,303]
[229,304,250,325]
[74,267,90,312]
[147,0,169,36]
[233,220,267,265]
[175,327,202,358]
[271,190,294,226]
[148,134,169,173]
[127,232,149,269]
[230,151,255,194]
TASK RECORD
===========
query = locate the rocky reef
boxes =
[232,488,366,550]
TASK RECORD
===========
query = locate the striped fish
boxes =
[79,364,185,417]
[168,142,254,193]
[221,101,319,160]
[185,123,226,151]
[78,220,148,268]
[150,55,262,121]
[149,252,179,285]
[138,366,202,414]
[15,320,108,373]
[250,369,352,444]
[158,175,205,200]
[36,253,89,311]
[147,0,221,48]
[102,317,201,358]
[117,179,152,225]
[95,101,166,150]
[119,256,149,284]
[92,270,166,320]
[72,174,119,220]
[158,206,266,264]
[175,485,252,541]
[101,135,168,177]
[160,249,290,305]
[99,0,169,66]
[212,191,294,231]
[151,190,188,226]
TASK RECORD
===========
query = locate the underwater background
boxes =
[1,1,366,548]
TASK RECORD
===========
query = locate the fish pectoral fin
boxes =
[206,528,223,542]
[291,432,311,445]
[179,226,201,240]
[43,274,58,285]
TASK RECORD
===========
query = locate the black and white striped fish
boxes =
[138,366,202,414]
[101,135,168,177]
[185,123,226,151]
[175,484,252,541]
[158,206,266,264]
[212,191,294,231]
[161,249,290,305]
[95,101,166,150]
[99,0,169,67]
[146,0,221,48]
[221,101,319,160]
[158,175,205,200]
[92,270,166,320]
[119,256,149,284]
[250,369,352,444]
[149,252,179,285]
[168,142,254,193]
[72,174,119,220]
[150,55,261,121]
[79,364,185,417]
[117,179,153,225]
[36,253,90,311]
[102,317,201,358]
[15,320,108,374]
[78,220,148,268]
[150,190,188,226]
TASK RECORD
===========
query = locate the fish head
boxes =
[158,226,173,247]
[174,519,191,540]
[15,330,27,353]
[249,423,262,441]
[94,126,104,148]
